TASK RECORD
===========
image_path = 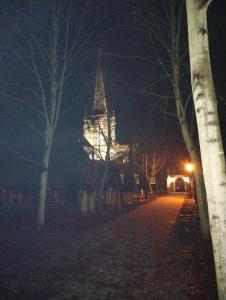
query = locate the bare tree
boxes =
[82,50,129,209]
[96,95,112,210]
[116,0,210,238]
[131,144,168,194]
[169,0,210,238]
[186,0,226,298]
[84,103,129,210]
[144,150,168,193]
[1,0,110,231]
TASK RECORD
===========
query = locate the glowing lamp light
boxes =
[185,163,194,172]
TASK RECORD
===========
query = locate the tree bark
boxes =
[37,135,52,231]
[37,1,61,230]
[170,2,210,238]
[190,152,210,237]
[97,97,112,211]
[174,78,210,238]
[186,0,226,298]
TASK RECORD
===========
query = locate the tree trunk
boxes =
[80,190,88,216]
[173,62,210,239]
[175,97,210,238]
[191,154,210,238]
[170,3,210,239]
[98,162,109,210]
[37,136,52,231]
[186,1,226,298]
[145,155,153,194]
[98,98,112,210]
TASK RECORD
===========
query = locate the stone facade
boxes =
[83,56,128,161]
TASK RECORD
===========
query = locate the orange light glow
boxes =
[185,163,194,172]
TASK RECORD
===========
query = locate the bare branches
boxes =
[0,111,44,138]
[128,86,174,99]
[52,4,70,132]
[132,144,168,191]
[0,141,42,167]
[0,91,45,117]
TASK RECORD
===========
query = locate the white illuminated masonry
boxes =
[83,57,128,161]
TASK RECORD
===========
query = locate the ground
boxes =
[0,193,217,300]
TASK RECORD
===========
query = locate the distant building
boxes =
[83,53,128,161]
[167,175,191,192]
[81,53,151,203]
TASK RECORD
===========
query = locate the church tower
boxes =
[92,50,107,115]
[83,51,127,161]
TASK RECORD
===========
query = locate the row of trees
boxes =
[1,0,165,230]
[143,0,226,297]
[1,0,225,297]
[114,0,225,297]
[0,0,111,230]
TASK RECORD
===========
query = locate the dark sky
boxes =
[0,0,225,187]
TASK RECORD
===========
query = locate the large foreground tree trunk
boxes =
[173,59,210,238]
[191,155,209,236]
[170,2,210,238]
[186,0,226,298]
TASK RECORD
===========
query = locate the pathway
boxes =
[2,193,217,299]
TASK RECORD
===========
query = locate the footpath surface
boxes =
[1,193,217,300]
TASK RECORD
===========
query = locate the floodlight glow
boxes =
[185,163,194,172]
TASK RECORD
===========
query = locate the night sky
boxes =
[0,0,225,188]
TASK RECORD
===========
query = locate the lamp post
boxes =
[185,162,194,198]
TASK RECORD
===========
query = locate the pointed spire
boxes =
[92,49,107,115]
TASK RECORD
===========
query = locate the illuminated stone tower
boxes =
[83,52,128,161]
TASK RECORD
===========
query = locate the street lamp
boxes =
[185,163,194,172]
